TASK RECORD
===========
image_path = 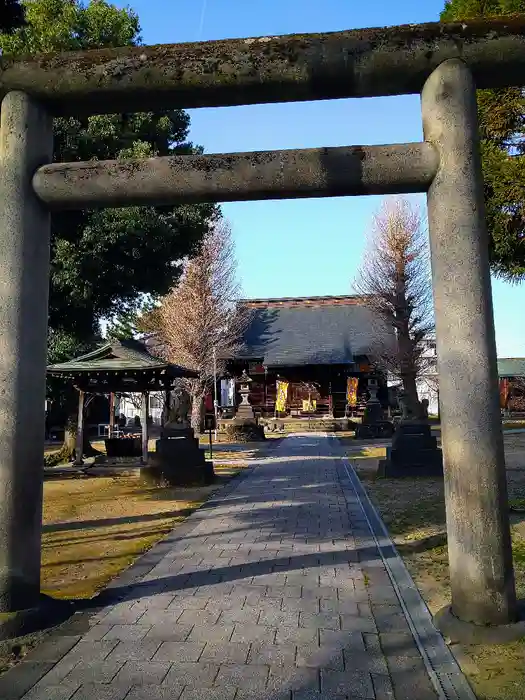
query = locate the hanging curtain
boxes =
[302,398,317,412]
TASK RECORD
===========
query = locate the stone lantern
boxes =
[355,375,394,439]
[235,369,255,422]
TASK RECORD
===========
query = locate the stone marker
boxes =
[378,393,443,477]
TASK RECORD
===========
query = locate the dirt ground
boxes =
[341,434,525,700]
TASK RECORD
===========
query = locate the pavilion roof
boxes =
[47,338,198,378]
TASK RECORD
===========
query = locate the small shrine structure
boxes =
[47,338,198,465]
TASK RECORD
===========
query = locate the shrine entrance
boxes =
[0,18,520,628]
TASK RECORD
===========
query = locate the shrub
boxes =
[224,422,266,443]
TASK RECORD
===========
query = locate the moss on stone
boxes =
[1,17,525,115]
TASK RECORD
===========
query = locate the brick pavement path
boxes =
[5,434,474,700]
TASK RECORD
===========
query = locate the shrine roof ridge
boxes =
[240,294,370,309]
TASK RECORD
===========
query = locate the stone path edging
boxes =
[338,441,477,700]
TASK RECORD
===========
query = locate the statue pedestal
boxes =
[141,425,214,487]
[378,421,443,477]
[161,422,194,439]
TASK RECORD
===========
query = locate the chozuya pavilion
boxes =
[47,338,198,465]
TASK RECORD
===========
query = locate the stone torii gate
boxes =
[0,18,522,629]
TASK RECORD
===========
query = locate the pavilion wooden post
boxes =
[263,368,268,415]
[141,391,149,464]
[163,383,171,425]
[109,392,115,436]
[74,390,85,466]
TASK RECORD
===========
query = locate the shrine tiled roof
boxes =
[235,296,393,368]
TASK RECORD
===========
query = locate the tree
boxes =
[0,0,217,343]
[106,297,158,341]
[0,0,218,461]
[144,221,250,432]
[354,198,434,418]
[441,0,525,280]
[45,327,102,464]
[0,0,25,32]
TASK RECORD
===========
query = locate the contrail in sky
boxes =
[198,0,207,40]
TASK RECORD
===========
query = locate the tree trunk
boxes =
[190,387,205,434]
[48,411,78,464]
[398,318,422,419]
[57,406,102,462]
[401,371,421,418]
[61,413,78,461]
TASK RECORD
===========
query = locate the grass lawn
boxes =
[0,460,248,675]
[41,472,234,599]
[341,435,525,700]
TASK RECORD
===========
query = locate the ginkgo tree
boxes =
[354,198,434,418]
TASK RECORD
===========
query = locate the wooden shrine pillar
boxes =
[141,391,149,464]
[74,390,85,466]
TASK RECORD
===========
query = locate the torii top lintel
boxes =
[0,17,524,116]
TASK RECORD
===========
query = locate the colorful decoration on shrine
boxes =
[346,377,359,407]
[499,378,510,409]
[275,380,289,412]
[302,399,317,412]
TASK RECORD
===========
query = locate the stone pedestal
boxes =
[378,421,443,477]
[141,425,214,487]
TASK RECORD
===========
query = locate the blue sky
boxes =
[115,0,523,357]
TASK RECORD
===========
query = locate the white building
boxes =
[387,338,439,416]
[116,392,164,426]
[416,338,439,416]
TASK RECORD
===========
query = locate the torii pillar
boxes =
[0,92,53,612]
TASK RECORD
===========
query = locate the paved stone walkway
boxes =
[5,434,474,700]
